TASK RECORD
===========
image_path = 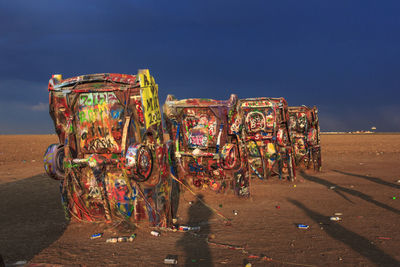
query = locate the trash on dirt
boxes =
[233,210,238,215]
[392,196,397,200]
[330,216,341,221]
[90,233,103,239]
[12,260,27,266]
[219,204,223,208]
[151,230,161,236]
[189,201,193,205]
[334,212,343,216]
[297,224,309,229]
[377,236,392,240]
[329,186,336,190]
[106,234,136,243]
[164,255,178,265]
[207,239,245,250]
[106,237,118,243]
[276,205,280,209]
[179,225,200,232]
[396,179,400,183]
[119,234,136,242]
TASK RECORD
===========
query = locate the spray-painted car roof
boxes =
[164,95,238,149]
[239,97,288,108]
[49,73,139,91]
[164,95,236,109]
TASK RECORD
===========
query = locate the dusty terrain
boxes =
[0,134,399,266]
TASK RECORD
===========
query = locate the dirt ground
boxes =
[0,134,399,267]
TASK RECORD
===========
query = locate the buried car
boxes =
[288,105,321,171]
[234,97,296,181]
[43,70,175,226]
[163,94,250,197]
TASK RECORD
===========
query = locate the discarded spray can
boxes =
[233,210,238,215]
[334,213,343,216]
[106,237,118,243]
[127,234,136,242]
[90,233,103,239]
[164,258,177,265]
[106,234,136,243]
[151,230,161,236]
[117,235,136,242]
[179,226,200,231]
[297,224,309,229]
[330,216,341,221]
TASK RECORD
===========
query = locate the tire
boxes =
[135,146,153,182]
[43,144,65,180]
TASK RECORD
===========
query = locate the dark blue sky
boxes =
[1,0,399,133]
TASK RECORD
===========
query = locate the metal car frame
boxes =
[235,97,296,181]
[43,70,174,227]
[163,94,250,197]
[288,105,321,171]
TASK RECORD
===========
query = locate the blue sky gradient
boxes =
[1,0,399,133]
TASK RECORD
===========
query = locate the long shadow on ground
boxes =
[332,170,400,190]
[176,194,213,266]
[300,171,400,215]
[288,198,399,266]
[0,174,67,264]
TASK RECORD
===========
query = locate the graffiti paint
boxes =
[164,94,250,197]
[238,97,296,181]
[288,106,321,171]
[45,71,174,227]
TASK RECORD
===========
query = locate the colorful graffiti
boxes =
[163,94,250,197]
[238,97,296,181]
[44,70,322,231]
[44,70,175,227]
[288,106,321,171]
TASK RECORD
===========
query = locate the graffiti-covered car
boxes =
[288,106,321,171]
[43,70,174,226]
[235,97,296,181]
[163,94,250,197]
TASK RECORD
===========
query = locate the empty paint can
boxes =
[106,237,118,243]
[151,230,161,236]
[164,258,177,265]
[179,226,200,231]
[90,233,103,239]
[297,224,309,229]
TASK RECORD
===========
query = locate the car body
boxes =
[235,97,296,181]
[43,70,175,226]
[288,106,321,171]
[163,94,250,197]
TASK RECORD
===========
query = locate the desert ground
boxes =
[0,134,399,267]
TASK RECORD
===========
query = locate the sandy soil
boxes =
[0,134,399,266]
